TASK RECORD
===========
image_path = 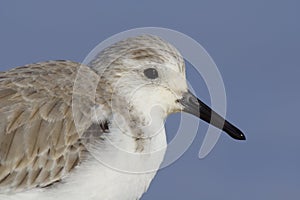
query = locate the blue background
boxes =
[0,0,299,199]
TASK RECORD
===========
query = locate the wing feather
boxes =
[0,61,107,193]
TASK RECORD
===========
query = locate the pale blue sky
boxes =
[0,0,299,199]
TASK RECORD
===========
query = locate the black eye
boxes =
[144,68,158,79]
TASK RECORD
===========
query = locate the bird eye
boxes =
[144,68,158,79]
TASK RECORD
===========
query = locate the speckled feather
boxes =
[0,60,109,192]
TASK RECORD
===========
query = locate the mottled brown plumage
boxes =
[0,60,108,192]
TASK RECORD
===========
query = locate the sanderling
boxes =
[0,35,245,200]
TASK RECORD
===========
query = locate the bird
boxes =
[0,35,245,200]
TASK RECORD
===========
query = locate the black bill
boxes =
[178,90,245,140]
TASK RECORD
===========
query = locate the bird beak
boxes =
[178,90,246,140]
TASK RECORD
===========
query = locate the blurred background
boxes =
[0,0,299,199]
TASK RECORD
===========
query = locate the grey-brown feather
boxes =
[88,35,184,75]
[0,60,108,193]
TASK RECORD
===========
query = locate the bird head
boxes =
[89,35,245,140]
